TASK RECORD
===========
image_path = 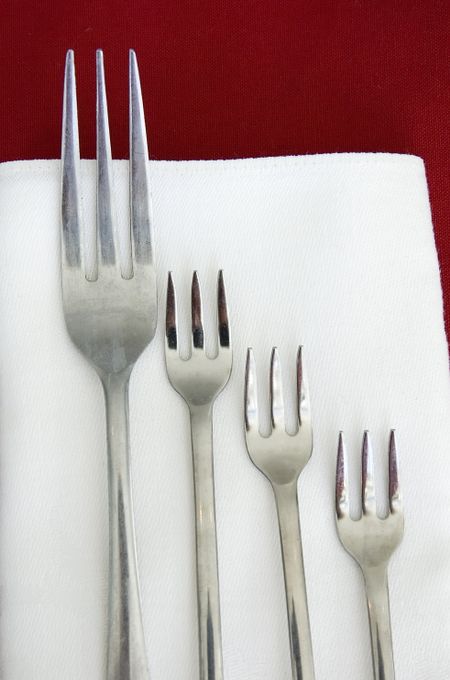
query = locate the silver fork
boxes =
[61,49,155,679]
[335,430,404,680]
[244,347,315,680]
[165,270,231,680]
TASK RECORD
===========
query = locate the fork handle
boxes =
[273,482,315,680]
[190,404,224,680]
[103,373,149,680]
[363,564,395,680]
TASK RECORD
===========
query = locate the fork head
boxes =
[164,271,232,407]
[61,50,156,377]
[244,347,313,487]
[335,431,404,569]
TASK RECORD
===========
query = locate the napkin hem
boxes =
[0,152,425,178]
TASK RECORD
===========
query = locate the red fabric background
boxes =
[1,1,449,342]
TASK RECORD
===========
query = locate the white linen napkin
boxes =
[0,154,448,680]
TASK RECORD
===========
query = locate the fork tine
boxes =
[96,49,119,271]
[191,271,204,350]
[336,432,349,518]
[270,348,285,430]
[362,430,377,515]
[129,49,153,267]
[296,346,310,427]
[217,270,230,350]
[388,430,402,514]
[245,348,259,432]
[166,272,178,351]
[61,49,83,270]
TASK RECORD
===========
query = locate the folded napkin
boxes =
[0,154,448,680]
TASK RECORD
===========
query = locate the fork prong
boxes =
[61,49,83,270]
[191,271,204,350]
[245,348,259,432]
[296,346,310,428]
[389,430,402,514]
[336,432,349,518]
[96,49,119,271]
[129,49,153,267]
[270,348,285,430]
[362,430,377,515]
[217,270,230,350]
[166,272,178,351]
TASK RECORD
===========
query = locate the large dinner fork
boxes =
[165,271,232,680]
[244,347,315,680]
[335,431,404,680]
[61,50,155,679]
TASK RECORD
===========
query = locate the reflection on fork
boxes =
[244,347,316,680]
[61,49,155,679]
[165,270,232,680]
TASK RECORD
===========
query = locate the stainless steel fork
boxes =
[335,431,404,680]
[165,271,231,680]
[61,50,155,679]
[244,347,315,680]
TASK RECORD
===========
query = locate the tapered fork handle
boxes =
[363,565,395,680]
[190,404,224,680]
[273,482,315,680]
[103,373,149,680]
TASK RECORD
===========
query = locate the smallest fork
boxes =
[335,431,404,680]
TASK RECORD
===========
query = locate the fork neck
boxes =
[271,480,315,680]
[187,401,224,680]
[363,563,395,680]
[101,366,150,678]
[101,368,133,393]
[189,402,213,420]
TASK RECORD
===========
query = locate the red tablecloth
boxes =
[2,1,449,345]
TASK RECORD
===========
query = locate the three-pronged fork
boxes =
[244,347,315,680]
[61,50,155,679]
[335,431,404,680]
[165,271,231,680]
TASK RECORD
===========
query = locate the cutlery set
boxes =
[60,49,404,680]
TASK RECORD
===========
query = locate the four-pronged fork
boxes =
[61,50,155,679]
[165,271,232,680]
[335,431,404,680]
[244,347,315,680]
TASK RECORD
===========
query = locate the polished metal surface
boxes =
[165,271,231,680]
[335,431,404,680]
[61,49,155,679]
[244,347,315,680]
